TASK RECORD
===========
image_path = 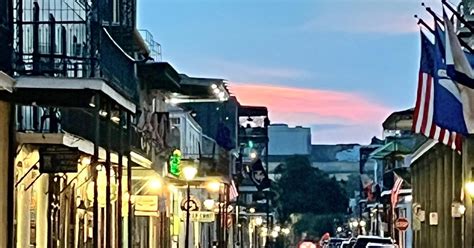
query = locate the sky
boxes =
[138,0,455,144]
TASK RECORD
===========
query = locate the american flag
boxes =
[229,180,239,201]
[412,30,463,152]
[391,173,403,209]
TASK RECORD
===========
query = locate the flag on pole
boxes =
[412,30,463,152]
[442,10,474,135]
[229,180,239,201]
[248,159,271,190]
[391,173,404,209]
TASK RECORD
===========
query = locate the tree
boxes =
[293,213,345,238]
[273,156,349,238]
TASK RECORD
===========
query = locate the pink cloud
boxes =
[204,58,310,80]
[230,83,392,144]
[230,83,392,125]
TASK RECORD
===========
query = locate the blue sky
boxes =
[138,0,453,144]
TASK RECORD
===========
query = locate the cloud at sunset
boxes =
[230,83,394,144]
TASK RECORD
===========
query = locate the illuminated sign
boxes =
[168,149,182,177]
[182,211,216,222]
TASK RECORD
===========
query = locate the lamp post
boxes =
[183,165,197,248]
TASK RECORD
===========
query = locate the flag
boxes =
[442,10,474,135]
[229,180,239,201]
[248,159,271,190]
[391,173,403,209]
[444,11,474,89]
[412,30,463,152]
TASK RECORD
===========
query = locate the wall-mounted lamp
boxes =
[89,95,96,108]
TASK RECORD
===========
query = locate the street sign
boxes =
[39,145,80,173]
[184,211,215,222]
[395,218,410,231]
[181,196,201,211]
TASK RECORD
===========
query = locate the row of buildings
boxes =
[0,0,275,247]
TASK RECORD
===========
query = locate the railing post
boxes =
[32,2,40,74]
[61,26,67,76]
[49,14,56,75]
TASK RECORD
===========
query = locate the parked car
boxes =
[324,238,346,248]
[352,236,393,248]
[340,238,355,248]
[365,243,397,248]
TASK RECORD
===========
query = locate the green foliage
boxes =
[340,173,361,198]
[293,213,345,238]
[273,155,349,224]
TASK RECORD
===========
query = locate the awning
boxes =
[0,71,14,92]
[11,76,136,113]
[369,141,412,159]
[16,132,129,166]
[168,74,229,103]
[179,75,228,98]
[239,105,268,117]
[137,62,181,92]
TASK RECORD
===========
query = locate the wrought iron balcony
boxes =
[16,105,131,152]
[138,29,162,62]
[13,0,139,103]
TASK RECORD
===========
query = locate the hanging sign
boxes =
[181,196,201,211]
[168,149,182,178]
[39,145,80,173]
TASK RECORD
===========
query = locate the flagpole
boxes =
[415,15,435,33]
[442,0,474,34]
[421,3,474,53]
[422,3,444,25]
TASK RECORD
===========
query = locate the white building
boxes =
[168,106,202,160]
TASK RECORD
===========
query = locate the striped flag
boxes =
[391,173,403,209]
[229,180,239,201]
[412,30,463,152]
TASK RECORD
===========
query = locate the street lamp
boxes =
[281,228,290,235]
[183,165,197,248]
[149,178,162,192]
[255,216,263,226]
[351,220,359,228]
[271,230,279,239]
[466,181,474,198]
[204,199,215,211]
[207,181,221,193]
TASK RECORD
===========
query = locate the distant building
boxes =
[168,107,203,160]
[268,124,311,155]
[310,144,360,181]
[267,124,311,179]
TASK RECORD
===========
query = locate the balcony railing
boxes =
[17,105,131,152]
[13,0,139,103]
[138,29,162,62]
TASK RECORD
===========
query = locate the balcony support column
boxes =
[0,100,12,248]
